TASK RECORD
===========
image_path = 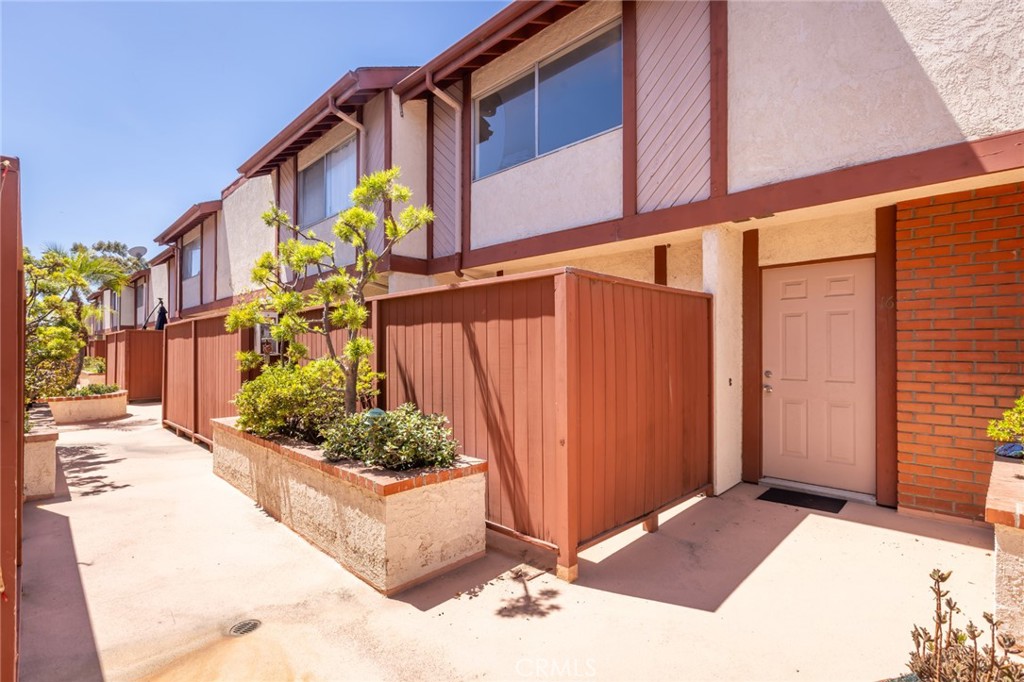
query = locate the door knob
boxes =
[764,370,773,378]
[763,384,773,393]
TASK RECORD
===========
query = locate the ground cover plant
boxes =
[82,356,106,374]
[322,403,457,471]
[907,569,1023,681]
[65,384,121,397]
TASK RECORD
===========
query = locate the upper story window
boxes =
[298,137,357,227]
[181,237,201,280]
[475,23,623,180]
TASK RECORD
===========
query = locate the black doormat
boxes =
[757,487,847,514]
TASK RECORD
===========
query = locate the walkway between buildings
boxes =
[20,403,994,681]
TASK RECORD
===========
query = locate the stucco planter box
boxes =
[78,372,107,387]
[45,390,128,424]
[985,455,1024,643]
[211,418,487,595]
[24,428,58,500]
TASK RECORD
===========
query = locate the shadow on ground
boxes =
[59,444,130,497]
[20,467,104,682]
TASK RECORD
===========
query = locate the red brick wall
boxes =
[895,182,1024,520]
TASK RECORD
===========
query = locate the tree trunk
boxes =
[344,362,358,414]
[67,294,87,392]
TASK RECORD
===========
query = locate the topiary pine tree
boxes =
[226,167,433,414]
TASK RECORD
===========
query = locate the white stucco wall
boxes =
[667,240,704,292]
[703,225,743,494]
[101,290,113,331]
[119,286,135,328]
[393,96,428,259]
[387,273,440,294]
[729,0,1024,192]
[220,174,276,297]
[150,262,169,315]
[472,129,623,249]
[758,211,876,267]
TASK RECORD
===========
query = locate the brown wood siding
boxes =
[365,92,387,255]
[431,82,462,258]
[631,1,712,212]
[0,156,24,682]
[201,216,217,305]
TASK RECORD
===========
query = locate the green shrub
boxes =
[988,393,1024,444]
[321,403,458,471]
[234,359,345,443]
[66,383,120,397]
[907,569,1022,681]
[82,356,106,374]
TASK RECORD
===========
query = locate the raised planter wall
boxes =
[985,456,1024,642]
[78,372,107,387]
[24,429,57,500]
[211,419,487,595]
[46,390,128,424]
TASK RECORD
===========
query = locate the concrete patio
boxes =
[21,403,995,682]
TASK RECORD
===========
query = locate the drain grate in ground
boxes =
[228,619,261,637]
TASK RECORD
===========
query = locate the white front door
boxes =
[762,258,876,495]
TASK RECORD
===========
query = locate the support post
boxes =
[553,272,580,582]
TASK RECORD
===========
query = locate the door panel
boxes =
[762,258,876,494]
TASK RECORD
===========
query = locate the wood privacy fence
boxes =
[105,329,163,401]
[162,317,252,445]
[0,156,24,682]
[162,268,713,578]
[87,338,106,360]
[375,268,713,578]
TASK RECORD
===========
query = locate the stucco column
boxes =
[702,225,744,494]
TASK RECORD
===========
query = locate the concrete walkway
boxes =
[21,403,995,681]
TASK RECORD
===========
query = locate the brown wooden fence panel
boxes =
[372,268,713,576]
[572,273,713,545]
[0,156,24,682]
[163,315,249,445]
[163,320,195,434]
[87,338,106,360]
[194,317,246,444]
[104,330,163,400]
[378,275,558,547]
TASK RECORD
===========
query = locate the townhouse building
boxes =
[155,0,1024,545]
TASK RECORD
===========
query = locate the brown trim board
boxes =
[653,245,667,285]
[460,74,472,261]
[874,206,897,507]
[622,0,637,216]
[741,230,761,483]
[449,128,1024,271]
[426,94,435,260]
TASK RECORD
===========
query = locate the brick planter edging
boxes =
[210,417,487,496]
[44,389,127,403]
[986,456,1024,529]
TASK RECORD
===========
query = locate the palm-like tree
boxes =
[44,245,129,389]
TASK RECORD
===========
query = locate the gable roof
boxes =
[154,200,221,246]
[395,1,586,102]
[237,66,415,178]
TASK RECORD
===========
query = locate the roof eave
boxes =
[237,66,416,179]
[154,200,222,246]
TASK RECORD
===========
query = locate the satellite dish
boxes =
[128,246,148,259]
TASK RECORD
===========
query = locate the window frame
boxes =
[181,236,201,281]
[298,134,359,229]
[473,20,624,181]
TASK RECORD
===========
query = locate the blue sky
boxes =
[1,1,503,256]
